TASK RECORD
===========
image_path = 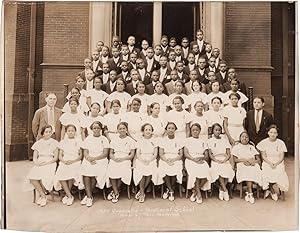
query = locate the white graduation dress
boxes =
[223,105,246,141]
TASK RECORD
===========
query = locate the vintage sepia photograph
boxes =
[2,1,299,232]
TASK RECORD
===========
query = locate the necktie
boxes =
[255,110,260,133]
[49,107,54,126]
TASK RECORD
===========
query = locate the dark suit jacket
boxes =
[107,57,122,74]
[165,82,176,96]
[137,69,151,85]
[128,62,137,72]
[117,72,131,84]
[190,40,207,56]
[92,59,103,75]
[32,106,62,141]
[167,61,177,71]
[160,45,171,57]
[177,72,189,83]
[144,59,160,72]
[125,82,138,96]
[101,82,117,94]
[128,46,140,56]
[181,47,190,60]
[216,71,228,84]
[196,68,209,85]
[139,50,147,60]
[183,64,198,75]
[244,110,275,145]
[145,83,155,95]
[205,67,219,75]
[157,68,171,85]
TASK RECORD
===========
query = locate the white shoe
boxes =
[80,196,88,205]
[264,190,270,199]
[223,191,230,201]
[248,193,255,204]
[271,193,278,201]
[112,193,119,203]
[135,190,141,200]
[107,191,114,201]
[66,196,74,206]
[219,190,224,201]
[245,192,249,202]
[36,197,42,205]
[189,193,196,202]
[62,196,68,205]
[162,189,169,200]
[168,192,175,201]
[86,197,93,207]
[39,197,47,207]
[196,196,203,204]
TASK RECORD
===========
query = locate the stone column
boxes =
[153,2,162,46]
[89,2,112,50]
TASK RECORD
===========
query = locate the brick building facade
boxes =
[4,2,295,161]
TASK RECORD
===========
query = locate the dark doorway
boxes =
[162,2,199,44]
[119,2,153,48]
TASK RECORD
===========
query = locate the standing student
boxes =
[174,45,183,63]
[120,44,130,61]
[204,71,225,94]
[100,46,110,64]
[190,29,207,56]
[66,76,87,104]
[100,63,111,85]
[147,102,168,138]
[165,70,179,96]
[183,53,197,75]
[187,101,209,141]
[166,96,190,139]
[167,51,177,71]
[101,70,118,94]
[136,58,151,85]
[54,124,83,206]
[60,98,86,140]
[139,39,150,60]
[145,70,159,95]
[206,81,226,109]
[158,122,184,201]
[223,93,247,145]
[105,78,131,113]
[204,45,213,67]
[103,99,122,141]
[216,60,228,84]
[32,92,62,141]
[78,58,93,80]
[224,78,248,107]
[24,125,59,207]
[133,123,159,203]
[196,56,208,85]
[145,47,160,73]
[106,122,136,203]
[117,60,131,83]
[187,80,208,112]
[157,56,171,84]
[184,123,211,204]
[160,35,170,56]
[204,97,225,135]
[130,81,150,114]
[181,37,190,61]
[62,87,89,115]
[127,35,140,55]
[185,70,201,95]
[107,47,122,74]
[84,69,96,91]
[80,121,110,207]
[154,44,162,62]
[176,61,189,83]
[167,81,188,110]
[191,44,200,65]
[148,82,169,115]
[128,52,138,71]
[232,131,262,204]
[244,97,274,145]
[125,69,141,95]
[257,125,289,201]
[207,123,235,201]
[91,50,103,75]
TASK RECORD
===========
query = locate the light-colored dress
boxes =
[103,112,122,140]
[148,93,169,115]
[81,135,110,189]
[166,110,190,139]
[122,112,148,141]
[145,115,168,138]
[188,113,209,141]
[257,138,289,191]
[86,88,109,109]
[106,91,131,113]
[232,143,262,185]
[157,137,184,185]
[59,112,85,139]
[24,138,58,191]
[223,105,246,141]
[184,137,211,190]
[106,136,136,186]
[187,92,208,113]
[54,138,83,190]
[62,97,89,115]
[82,115,106,136]
[130,93,150,114]
[223,90,248,107]
[207,92,226,110]
[168,93,189,109]
[133,137,159,185]
[207,135,235,182]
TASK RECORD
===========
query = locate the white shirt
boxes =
[197,39,204,51]
[128,45,134,53]
[101,56,108,63]
[146,58,154,72]
[132,80,139,89]
[182,47,189,58]
[122,54,129,61]
[130,62,137,69]
[195,54,199,65]
[109,81,116,92]
[254,109,263,128]
[159,68,167,82]
[92,60,100,72]
[224,90,248,107]
[102,73,109,84]
[161,46,168,53]
[208,66,216,72]
[220,71,227,80]
[169,61,176,70]
[122,71,129,80]
[175,56,182,62]
[86,79,94,90]
[46,105,56,133]
[206,52,211,59]
[215,57,220,68]
[113,57,120,64]
[198,68,205,76]
[154,54,161,62]
[138,68,146,81]
[188,63,195,71]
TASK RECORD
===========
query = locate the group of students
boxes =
[25,32,289,208]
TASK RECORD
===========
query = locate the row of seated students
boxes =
[27,32,289,208]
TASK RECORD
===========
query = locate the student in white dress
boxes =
[184,123,211,204]
[66,76,88,104]
[166,96,190,139]
[133,123,159,203]
[54,124,83,206]
[257,125,289,201]
[86,76,109,116]
[167,80,188,110]
[122,98,148,141]
[103,99,122,141]
[62,87,89,115]
[105,78,131,113]
[187,80,208,112]
[106,122,136,203]
[130,81,150,114]
[149,82,169,115]
[223,92,246,145]
[147,102,167,138]
[207,123,235,202]
[207,80,226,110]
[83,103,106,136]
[224,78,248,107]
[80,121,110,207]
[232,131,262,204]
[204,97,224,135]
[187,101,209,141]
[60,98,86,140]
[24,125,58,207]
[158,122,184,201]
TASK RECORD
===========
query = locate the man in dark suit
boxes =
[196,56,209,85]
[125,69,140,96]
[190,29,207,56]
[181,37,190,61]
[136,58,151,85]
[101,70,118,94]
[157,56,171,85]
[204,43,212,66]
[32,93,62,141]
[176,61,189,83]
[117,61,131,83]
[139,39,149,60]
[183,52,197,75]
[127,35,140,56]
[160,35,171,57]
[78,58,92,80]
[144,47,160,73]
[244,97,275,145]
[107,47,122,74]
[205,56,219,74]
[100,63,110,85]
[145,70,159,95]
[215,60,228,84]
[212,48,222,69]
[128,53,138,72]
[91,50,103,75]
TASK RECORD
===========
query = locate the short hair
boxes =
[150,102,160,109]
[146,47,154,52]
[45,92,56,98]
[196,29,204,34]
[137,81,145,87]
[230,77,240,84]
[211,123,222,132]
[173,95,184,104]
[141,123,154,132]
[90,121,103,131]
[121,44,128,49]
[165,122,178,131]
[111,99,121,107]
[41,125,52,136]
[254,96,265,103]
[191,80,202,91]
[194,100,204,108]
[75,75,86,82]
[219,60,227,66]
[267,124,279,133]
[181,37,189,42]
[211,80,220,85]
[170,37,176,42]
[190,123,201,131]
[161,35,168,40]
[116,78,126,86]
[229,92,241,100]
[211,96,223,104]
[117,121,128,130]
[68,97,79,105]
[131,97,142,105]
[65,124,76,132]
[175,80,184,88]
[70,87,81,96]
[90,102,101,110]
